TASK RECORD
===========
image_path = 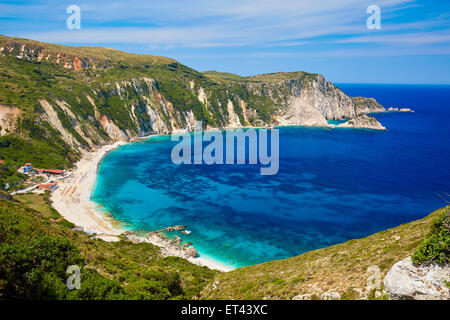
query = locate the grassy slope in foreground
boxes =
[0,191,216,299]
[1,190,447,300]
[200,206,449,300]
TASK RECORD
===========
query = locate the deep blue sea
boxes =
[91,84,450,269]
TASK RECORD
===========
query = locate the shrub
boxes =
[411,208,449,265]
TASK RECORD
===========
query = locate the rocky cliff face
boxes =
[35,77,201,144]
[0,36,387,154]
[384,257,450,300]
[0,40,104,71]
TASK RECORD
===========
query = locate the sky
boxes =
[1,0,449,84]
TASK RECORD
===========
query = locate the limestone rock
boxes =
[383,256,450,300]
[185,245,199,258]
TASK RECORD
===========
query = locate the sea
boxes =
[91,84,450,269]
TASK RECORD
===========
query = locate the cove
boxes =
[91,84,450,269]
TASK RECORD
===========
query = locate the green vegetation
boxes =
[412,207,449,265]
[0,134,78,190]
[1,191,447,300]
[200,207,449,300]
[202,71,317,84]
[15,192,67,221]
[0,191,216,299]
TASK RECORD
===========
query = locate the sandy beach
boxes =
[50,139,232,272]
[51,141,125,239]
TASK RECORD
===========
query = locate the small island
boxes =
[387,107,415,112]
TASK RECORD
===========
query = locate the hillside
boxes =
[200,206,449,300]
[2,35,447,301]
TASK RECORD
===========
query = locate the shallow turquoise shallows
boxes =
[91,84,450,269]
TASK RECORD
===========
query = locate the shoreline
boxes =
[49,108,412,273]
[50,137,233,272]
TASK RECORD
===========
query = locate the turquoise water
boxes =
[91,84,450,268]
[327,119,349,125]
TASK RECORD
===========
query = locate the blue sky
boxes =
[1,0,450,84]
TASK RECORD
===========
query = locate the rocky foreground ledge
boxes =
[336,114,387,130]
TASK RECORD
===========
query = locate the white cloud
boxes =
[4,0,450,57]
